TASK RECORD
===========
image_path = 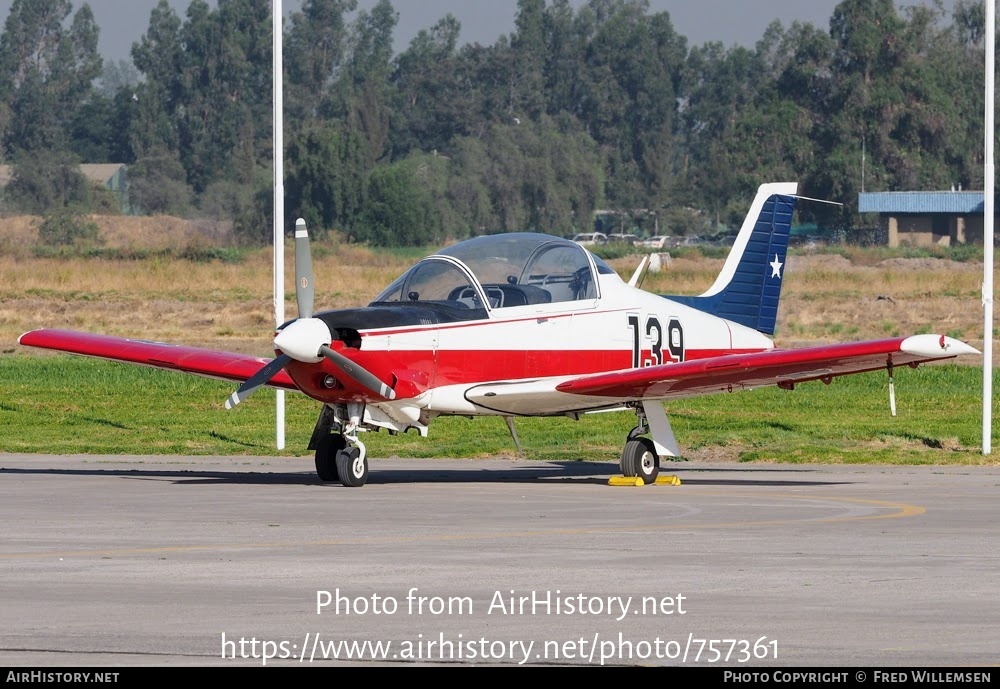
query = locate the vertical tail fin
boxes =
[664,182,797,335]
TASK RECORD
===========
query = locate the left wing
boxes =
[555,335,979,401]
[17,329,298,390]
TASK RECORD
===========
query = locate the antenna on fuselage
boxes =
[628,255,649,288]
[789,195,843,207]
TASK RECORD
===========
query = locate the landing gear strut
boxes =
[618,401,682,485]
[310,403,371,487]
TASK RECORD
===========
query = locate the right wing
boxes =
[18,329,298,390]
[462,335,978,417]
[555,335,979,401]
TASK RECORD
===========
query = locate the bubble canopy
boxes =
[371,233,613,312]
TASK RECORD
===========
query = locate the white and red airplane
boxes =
[18,182,980,487]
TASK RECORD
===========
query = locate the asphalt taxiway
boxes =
[1,454,997,667]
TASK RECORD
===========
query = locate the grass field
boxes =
[2,356,995,464]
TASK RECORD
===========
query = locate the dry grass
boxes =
[1,214,991,361]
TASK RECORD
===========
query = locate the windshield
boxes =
[372,258,479,304]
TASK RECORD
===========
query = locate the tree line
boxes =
[0,0,989,246]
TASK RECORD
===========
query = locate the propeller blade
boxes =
[319,344,396,400]
[294,218,314,319]
[225,353,291,409]
[230,221,317,410]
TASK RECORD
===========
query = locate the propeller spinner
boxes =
[225,219,395,408]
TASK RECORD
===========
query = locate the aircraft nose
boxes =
[273,317,332,363]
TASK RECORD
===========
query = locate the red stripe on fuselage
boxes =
[285,346,765,403]
[431,348,762,384]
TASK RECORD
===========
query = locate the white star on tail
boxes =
[769,254,783,279]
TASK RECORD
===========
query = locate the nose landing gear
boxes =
[315,432,369,487]
[334,438,368,487]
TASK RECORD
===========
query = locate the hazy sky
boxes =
[42,0,958,65]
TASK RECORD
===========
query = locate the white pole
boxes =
[273,0,286,450]
[985,0,995,455]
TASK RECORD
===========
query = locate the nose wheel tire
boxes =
[336,441,369,487]
[315,433,347,482]
[621,437,659,485]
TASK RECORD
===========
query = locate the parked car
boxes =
[571,232,607,246]
[663,235,703,248]
[606,233,640,245]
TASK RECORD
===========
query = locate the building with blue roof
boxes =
[857,190,994,247]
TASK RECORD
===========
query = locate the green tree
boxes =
[69,93,115,162]
[285,121,368,233]
[679,42,760,223]
[97,58,141,100]
[541,0,585,118]
[0,0,102,156]
[37,208,100,247]
[128,0,184,161]
[812,0,909,224]
[337,0,397,170]
[936,0,986,190]
[568,1,686,209]
[446,117,602,237]
[175,0,272,191]
[129,0,272,195]
[356,158,441,246]
[346,0,397,88]
[5,149,91,214]
[808,0,978,227]
[390,14,465,157]
[953,0,985,46]
[232,166,276,245]
[897,1,984,192]
[128,152,195,215]
[511,0,546,120]
[683,21,832,226]
[285,0,357,121]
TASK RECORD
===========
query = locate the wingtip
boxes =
[224,392,241,410]
[17,329,40,345]
[901,334,981,358]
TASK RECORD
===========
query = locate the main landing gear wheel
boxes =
[315,433,347,482]
[620,437,659,485]
[335,443,369,488]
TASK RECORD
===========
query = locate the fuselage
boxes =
[282,233,774,417]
